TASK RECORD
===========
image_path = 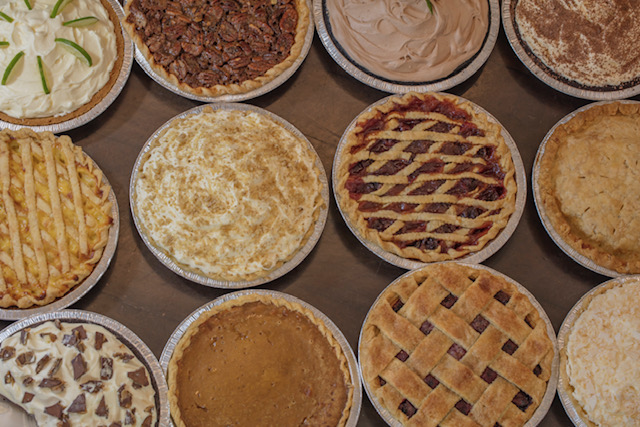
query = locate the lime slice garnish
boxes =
[50,0,73,18]
[0,41,9,47]
[23,0,33,10]
[2,51,25,85]
[0,11,14,22]
[37,56,49,94]
[62,16,98,27]
[55,37,92,66]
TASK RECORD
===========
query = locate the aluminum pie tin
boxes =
[0,309,171,426]
[159,289,363,426]
[358,262,559,427]
[0,175,119,321]
[502,0,640,101]
[130,102,329,288]
[556,275,640,427]
[127,0,314,103]
[314,0,499,94]
[532,100,638,278]
[0,0,134,133]
[332,92,527,270]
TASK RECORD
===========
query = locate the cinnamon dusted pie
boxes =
[537,101,640,274]
[336,92,517,263]
[123,0,310,97]
[360,263,555,426]
[167,292,354,426]
[0,129,113,308]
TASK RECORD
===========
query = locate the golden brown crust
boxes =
[168,293,354,426]
[336,92,517,263]
[0,129,113,308]
[360,263,554,426]
[0,0,125,126]
[122,0,310,97]
[538,101,640,274]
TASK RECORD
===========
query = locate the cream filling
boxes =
[326,0,488,82]
[0,0,117,118]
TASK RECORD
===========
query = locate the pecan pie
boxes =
[0,129,113,308]
[123,0,310,97]
[537,101,640,274]
[360,262,555,426]
[336,92,517,263]
[0,320,157,426]
[559,278,640,426]
[168,293,354,426]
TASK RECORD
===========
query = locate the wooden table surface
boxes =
[2,11,633,426]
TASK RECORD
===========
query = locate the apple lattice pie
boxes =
[336,92,517,262]
[0,129,113,308]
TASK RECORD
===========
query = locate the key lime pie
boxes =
[0,0,123,126]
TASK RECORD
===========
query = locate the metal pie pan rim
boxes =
[556,275,640,427]
[0,0,134,133]
[531,99,640,278]
[0,309,171,426]
[313,0,500,94]
[357,261,559,427]
[0,169,120,321]
[159,288,363,426]
[129,102,329,288]
[332,92,527,270]
[127,0,315,103]
[502,0,640,101]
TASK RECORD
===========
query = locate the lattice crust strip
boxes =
[0,129,112,308]
[337,92,517,262]
[360,263,554,427]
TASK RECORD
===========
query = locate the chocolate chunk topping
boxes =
[481,367,498,384]
[48,358,62,377]
[54,320,62,330]
[22,392,34,403]
[0,346,15,360]
[424,374,440,389]
[68,394,87,413]
[62,334,77,347]
[119,385,133,408]
[80,380,103,393]
[127,366,149,389]
[44,402,64,419]
[39,378,65,391]
[96,396,109,418]
[101,357,113,380]
[4,371,13,384]
[398,399,417,418]
[16,351,35,366]
[20,329,29,345]
[447,343,467,360]
[35,354,51,374]
[114,352,134,362]
[22,376,33,386]
[71,353,87,380]
[72,325,87,340]
[455,399,472,415]
[95,332,107,350]
[395,350,409,362]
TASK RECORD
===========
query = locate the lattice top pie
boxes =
[0,129,113,308]
[360,262,555,426]
[336,92,517,263]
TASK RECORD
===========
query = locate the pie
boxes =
[0,320,157,426]
[167,292,354,426]
[513,0,640,89]
[560,278,640,426]
[335,92,517,263]
[122,0,310,97]
[537,101,640,274]
[0,129,113,308]
[360,262,555,426]
[0,0,124,126]
[132,107,324,282]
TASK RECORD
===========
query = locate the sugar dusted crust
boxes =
[168,293,354,426]
[132,107,324,282]
[0,129,113,308]
[538,101,640,274]
[336,92,517,262]
[122,0,309,97]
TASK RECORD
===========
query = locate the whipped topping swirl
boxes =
[326,0,489,82]
[0,0,117,118]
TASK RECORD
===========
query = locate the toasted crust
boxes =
[0,129,113,308]
[537,101,640,274]
[122,0,310,97]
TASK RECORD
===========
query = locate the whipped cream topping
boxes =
[567,281,640,426]
[0,0,117,118]
[326,0,489,82]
